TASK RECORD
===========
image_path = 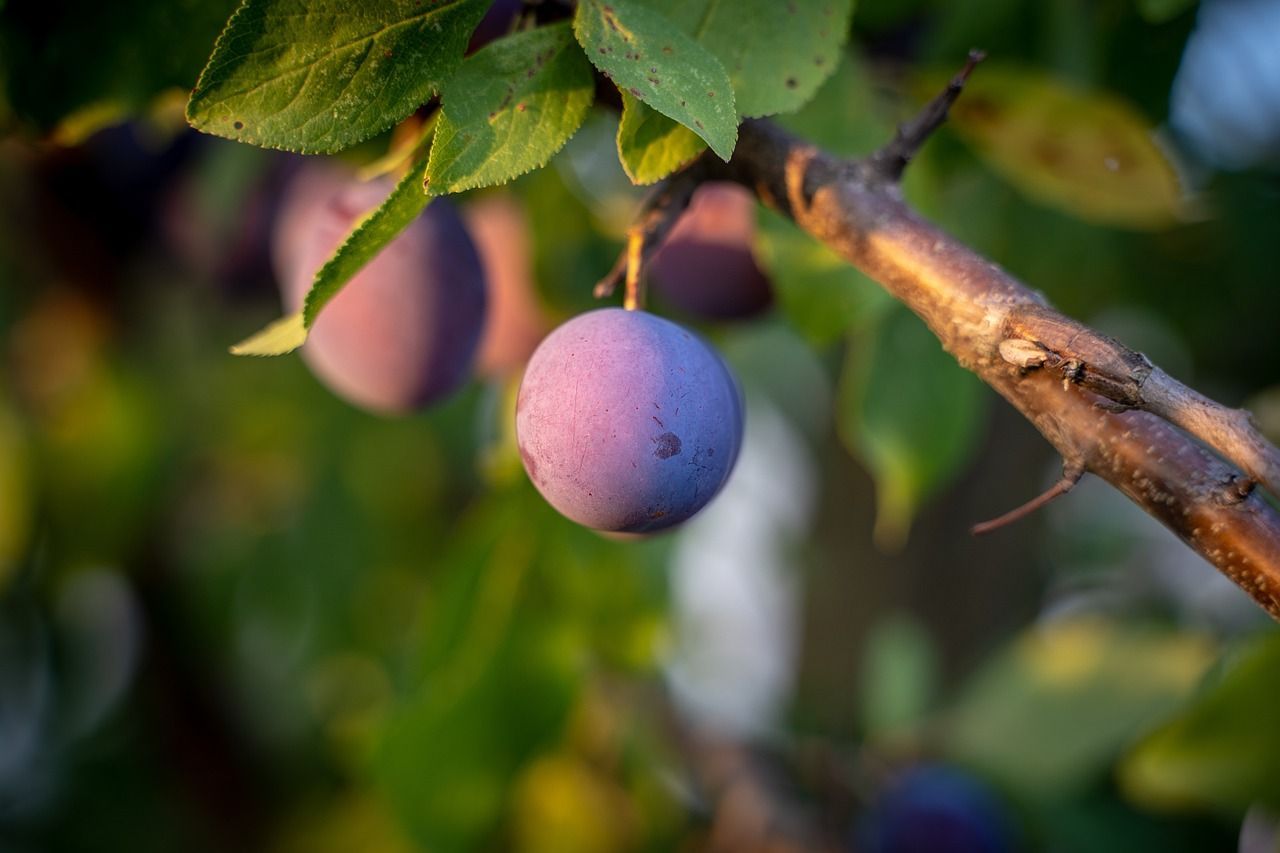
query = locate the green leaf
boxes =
[649,0,855,118]
[943,619,1217,798]
[186,0,490,154]
[616,91,707,185]
[837,306,985,547]
[941,64,1186,229]
[756,208,891,346]
[426,22,595,195]
[1135,0,1198,23]
[1121,632,1280,815]
[777,49,890,157]
[0,0,238,131]
[303,158,434,325]
[573,0,737,160]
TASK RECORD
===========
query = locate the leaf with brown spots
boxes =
[649,0,854,117]
[427,22,595,193]
[939,64,1187,229]
[573,0,737,160]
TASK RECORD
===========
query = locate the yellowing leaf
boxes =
[615,92,706,185]
[942,65,1186,229]
[230,311,307,356]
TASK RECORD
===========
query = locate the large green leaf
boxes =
[231,141,434,356]
[0,0,238,132]
[942,619,1217,798]
[837,305,985,547]
[1121,631,1280,815]
[649,0,855,118]
[755,207,891,346]
[573,0,737,160]
[426,23,595,194]
[615,91,706,185]
[942,64,1186,229]
[187,0,490,154]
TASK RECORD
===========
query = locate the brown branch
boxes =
[695,106,1280,618]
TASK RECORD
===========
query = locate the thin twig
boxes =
[869,49,986,182]
[972,464,1084,535]
[594,164,706,302]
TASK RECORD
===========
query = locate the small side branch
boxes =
[972,463,1084,536]
[594,163,706,307]
[869,49,986,182]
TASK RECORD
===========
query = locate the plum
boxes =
[516,308,743,533]
[648,182,773,321]
[858,765,1014,853]
[274,167,487,414]
[462,193,549,377]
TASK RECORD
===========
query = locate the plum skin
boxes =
[275,169,487,415]
[648,182,773,321]
[516,308,744,533]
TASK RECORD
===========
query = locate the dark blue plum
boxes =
[859,765,1015,853]
[515,308,744,533]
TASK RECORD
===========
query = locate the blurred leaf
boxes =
[648,0,855,118]
[942,619,1217,798]
[0,398,31,589]
[837,305,984,547]
[374,498,582,851]
[776,48,891,157]
[274,794,417,853]
[512,753,635,853]
[941,64,1185,229]
[615,92,706,185]
[573,0,737,160]
[0,0,238,130]
[755,207,892,346]
[187,0,489,153]
[230,311,307,356]
[1135,0,1198,24]
[427,23,595,194]
[1121,631,1280,815]
[859,612,938,739]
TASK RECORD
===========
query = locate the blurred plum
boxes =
[462,193,549,377]
[277,170,487,414]
[648,182,773,321]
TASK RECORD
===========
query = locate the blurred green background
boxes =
[2,0,1280,851]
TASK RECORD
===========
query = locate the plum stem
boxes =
[622,228,646,310]
[594,164,706,304]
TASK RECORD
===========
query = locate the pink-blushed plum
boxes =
[276,171,487,415]
[462,193,549,377]
[648,182,773,320]
[516,308,744,533]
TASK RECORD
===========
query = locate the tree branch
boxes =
[701,115,1280,619]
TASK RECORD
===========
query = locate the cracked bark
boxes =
[702,118,1280,619]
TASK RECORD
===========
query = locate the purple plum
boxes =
[274,167,487,414]
[516,308,744,533]
[648,182,773,321]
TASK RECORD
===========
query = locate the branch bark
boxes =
[706,118,1280,619]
